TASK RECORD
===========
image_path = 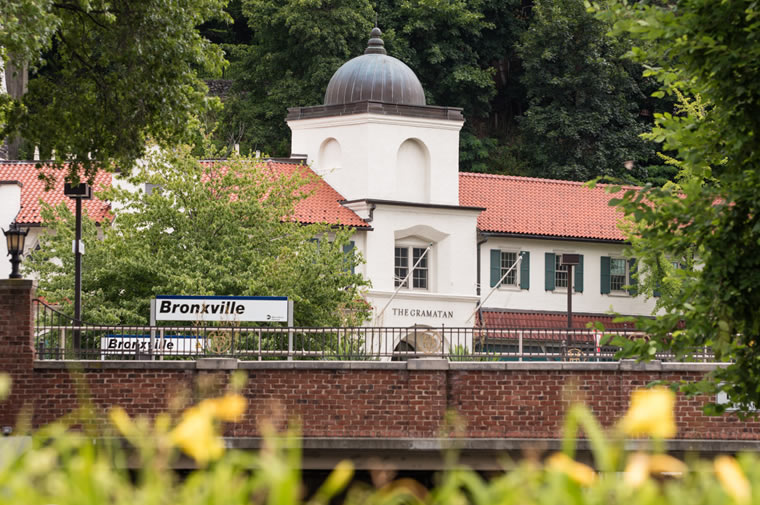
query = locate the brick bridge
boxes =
[2,279,760,469]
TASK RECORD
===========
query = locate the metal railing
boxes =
[32,300,715,362]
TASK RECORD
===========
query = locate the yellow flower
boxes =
[546,453,597,486]
[109,407,135,437]
[316,460,355,499]
[201,394,247,422]
[648,454,687,475]
[0,373,10,400]
[168,395,246,464]
[715,455,751,504]
[619,387,677,438]
[170,406,224,465]
[624,452,650,487]
[624,452,687,487]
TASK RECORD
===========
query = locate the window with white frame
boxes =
[545,252,583,293]
[600,256,636,295]
[394,245,429,290]
[554,255,569,289]
[610,258,628,291]
[500,251,518,286]
[490,249,530,290]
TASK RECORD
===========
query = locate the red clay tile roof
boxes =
[459,173,634,241]
[198,160,369,228]
[263,161,369,228]
[0,162,112,225]
[1,160,368,229]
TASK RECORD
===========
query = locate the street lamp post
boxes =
[560,253,581,352]
[3,222,29,278]
[63,182,92,352]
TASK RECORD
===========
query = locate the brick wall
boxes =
[0,279,35,427]
[5,363,756,440]
[2,280,760,440]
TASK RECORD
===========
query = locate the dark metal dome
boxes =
[324,28,426,106]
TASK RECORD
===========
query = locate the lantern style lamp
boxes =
[3,222,29,279]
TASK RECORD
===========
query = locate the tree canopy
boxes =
[202,0,674,180]
[26,148,369,327]
[515,0,655,182]
[0,0,228,183]
[217,0,374,156]
[593,0,760,413]
[2,0,677,184]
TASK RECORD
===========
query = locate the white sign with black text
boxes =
[100,335,204,353]
[153,295,290,323]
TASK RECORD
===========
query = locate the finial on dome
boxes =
[365,27,386,55]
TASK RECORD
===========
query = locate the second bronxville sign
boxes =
[154,295,290,323]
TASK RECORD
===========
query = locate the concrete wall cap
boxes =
[33,360,196,370]
[620,359,663,371]
[196,358,238,370]
[31,359,731,372]
[407,358,449,371]
[450,362,507,371]
[0,279,36,288]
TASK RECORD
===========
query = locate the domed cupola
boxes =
[288,27,463,206]
[324,28,426,106]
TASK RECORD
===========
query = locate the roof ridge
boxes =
[0,161,58,165]
[458,172,641,190]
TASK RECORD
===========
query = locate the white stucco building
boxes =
[285,28,655,333]
[0,28,656,355]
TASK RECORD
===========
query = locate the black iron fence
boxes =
[32,299,715,362]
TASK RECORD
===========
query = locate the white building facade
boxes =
[286,28,656,338]
[0,28,657,354]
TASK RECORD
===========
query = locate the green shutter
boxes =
[343,241,355,273]
[490,249,501,287]
[600,256,611,294]
[545,252,555,291]
[574,254,584,293]
[628,258,638,296]
[519,251,530,290]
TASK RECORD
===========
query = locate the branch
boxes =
[52,2,116,30]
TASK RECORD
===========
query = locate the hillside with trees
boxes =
[3,0,674,183]
[198,0,673,184]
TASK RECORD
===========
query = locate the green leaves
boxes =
[216,0,373,156]
[596,0,760,414]
[515,0,658,182]
[2,0,228,183]
[26,147,370,326]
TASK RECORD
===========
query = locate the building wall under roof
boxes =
[479,236,658,318]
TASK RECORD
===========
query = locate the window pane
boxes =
[555,255,568,288]
[610,258,626,291]
[412,247,428,289]
[610,258,626,275]
[394,247,408,288]
[500,251,517,286]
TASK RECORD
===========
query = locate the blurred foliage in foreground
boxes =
[0,372,756,505]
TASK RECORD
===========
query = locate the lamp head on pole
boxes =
[63,182,92,200]
[3,222,29,279]
[561,254,581,266]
